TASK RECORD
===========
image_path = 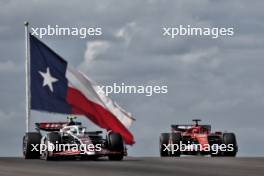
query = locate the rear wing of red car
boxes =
[171,125,192,132]
[171,125,211,132]
[35,122,82,131]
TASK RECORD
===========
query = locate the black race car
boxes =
[23,117,126,160]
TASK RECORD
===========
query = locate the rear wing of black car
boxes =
[35,122,82,131]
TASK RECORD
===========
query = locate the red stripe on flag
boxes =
[66,87,135,145]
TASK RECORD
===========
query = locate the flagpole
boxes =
[24,21,30,133]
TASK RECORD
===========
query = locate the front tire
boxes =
[160,133,170,157]
[222,133,237,156]
[23,132,42,159]
[107,132,124,161]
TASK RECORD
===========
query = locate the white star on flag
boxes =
[39,67,58,92]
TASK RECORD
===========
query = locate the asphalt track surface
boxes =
[0,157,263,176]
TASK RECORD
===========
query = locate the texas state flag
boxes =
[30,34,135,145]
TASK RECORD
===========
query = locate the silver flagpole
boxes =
[24,21,30,133]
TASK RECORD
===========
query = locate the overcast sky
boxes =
[0,0,264,156]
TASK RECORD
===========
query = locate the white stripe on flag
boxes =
[65,66,134,128]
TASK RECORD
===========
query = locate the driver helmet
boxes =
[193,128,199,133]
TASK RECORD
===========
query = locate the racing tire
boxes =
[209,136,222,157]
[160,133,170,157]
[222,133,237,157]
[23,132,42,159]
[107,132,124,161]
[170,133,181,157]
[43,132,62,161]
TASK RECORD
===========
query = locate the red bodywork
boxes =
[171,123,222,152]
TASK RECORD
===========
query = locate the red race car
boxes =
[160,119,238,157]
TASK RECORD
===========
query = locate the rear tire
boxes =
[170,133,181,157]
[107,132,124,161]
[209,136,222,157]
[222,133,237,157]
[160,133,170,157]
[23,132,42,159]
